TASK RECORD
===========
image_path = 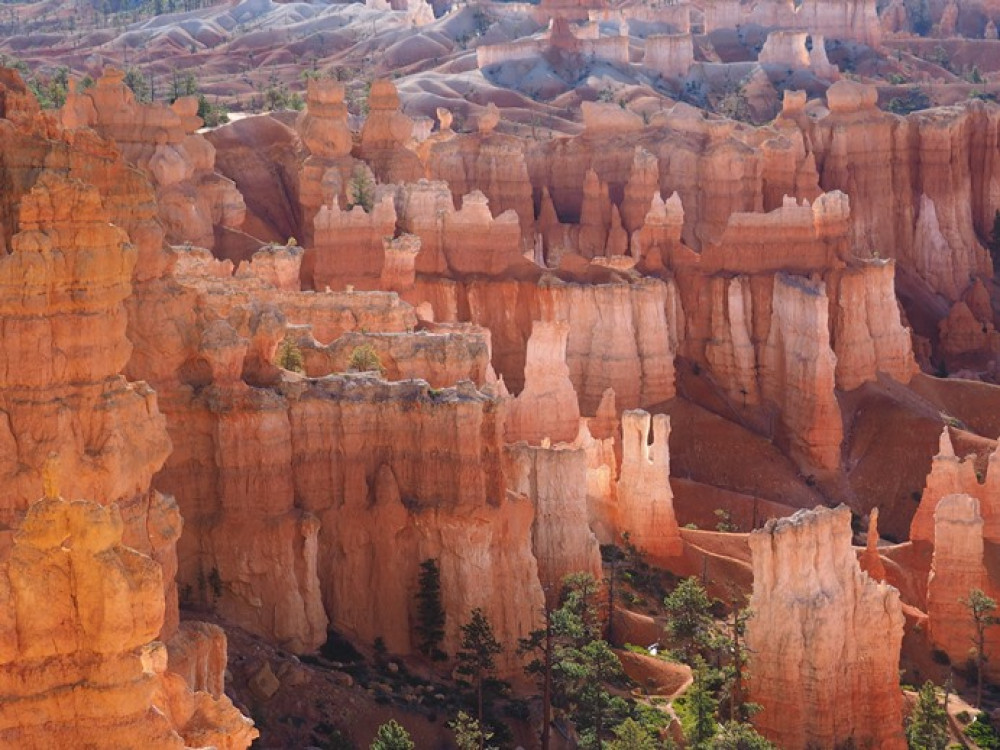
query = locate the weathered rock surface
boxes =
[63,68,246,250]
[747,506,905,750]
[925,493,1000,677]
[0,496,257,750]
[505,441,603,602]
[616,411,682,563]
[506,321,581,444]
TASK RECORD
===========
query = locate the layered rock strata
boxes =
[747,506,905,750]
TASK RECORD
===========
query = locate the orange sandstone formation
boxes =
[506,320,581,444]
[759,274,842,472]
[747,506,905,750]
[616,411,682,563]
[505,441,603,603]
[910,428,1000,544]
[0,496,256,749]
[0,69,253,747]
[62,68,246,250]
[925,494,999,676]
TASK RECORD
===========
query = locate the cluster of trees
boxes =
[378,555,1000,749]
[407,554,775,749]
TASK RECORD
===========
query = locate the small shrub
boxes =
[277,338,304,373]
[965,714,1000,749]
[348,343,384,374]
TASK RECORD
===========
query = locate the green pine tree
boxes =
[608,718,658,750]
[456,608,503,738]
[710,721,775,750]
[664,577,716,661]
[370,719,414,750]
[415,558,446,660]
[450,711,497,750]
[905,682,948,750]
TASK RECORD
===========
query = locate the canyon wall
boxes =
[0,70,254,747]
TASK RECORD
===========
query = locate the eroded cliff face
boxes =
[925,493,1000,676]
[801,81,997,303]
[910,428,1000,544]
[141,246,545,671]
[0,496,257,750]
[747,506,906,750]
[413,275,679,414]
[62,68,247,251]
[0,70,254,748]
[287,377,544,674]
[505,441,603,605]
[615,410,682,562]
[506,320,581,444]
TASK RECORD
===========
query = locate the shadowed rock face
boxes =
[747,506,906,750]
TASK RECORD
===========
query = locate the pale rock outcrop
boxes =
[506,321,581,444]
[621,147,659,236]
[758,31,812,69]
[632,191,686,272]
[760,274,843,472]
[380,233,421,292]
[696,192,850,275]
[616,411,682,563]
[395,181,524,276]
[295,79,361,247]
[307,193,397,290]
[807,82,997,302]
[747,506,905,750]
[910,428,1000,545]
[643,34,694,79]
[422,127,535,243]
[577,168,612,259]
[858,507,887,582]
[505,442,603,603]
[287,378,545,675]
[238,244,303,292]
[702,0,881,47]
[926,494,992,673]
[359,79,423,183]
[829,261,917,390]
[455,276,679,414]
[703,275,760,407]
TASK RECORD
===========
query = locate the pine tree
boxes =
[608,718,658,750]
[664,577,716,661]
[457,608,503,743]
[415,558,446,660]
[710,721,775,750]
[450,711,496,750]
[276,338,304,373]
[347,165,375,212]
[679,661,719,749]
[563,639,630,749]
[370,719,414,750]
[962,588,999,708]
[905,682,948,750]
